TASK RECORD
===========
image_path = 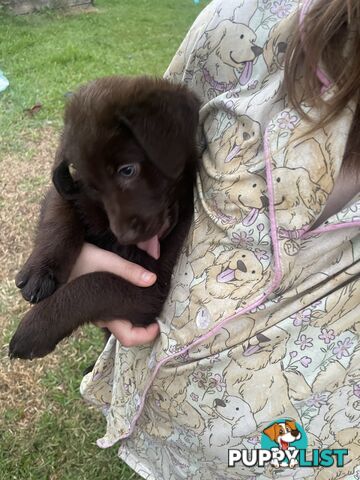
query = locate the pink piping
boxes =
[299,0,332,90]
[302,220,360,238]
[103,126,284,445]
[278,215,360,239]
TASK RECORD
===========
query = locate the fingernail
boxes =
[142,272,155,283]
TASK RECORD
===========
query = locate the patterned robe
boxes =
[80,1,360,478]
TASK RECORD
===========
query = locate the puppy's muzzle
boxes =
[108,214,144,243]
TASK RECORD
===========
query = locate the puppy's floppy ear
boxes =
[52,160,80,199]
[119,86,200,179]
[285,420,297,431]
[263,423,279,441]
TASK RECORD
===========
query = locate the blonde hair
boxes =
[284,0,360,170]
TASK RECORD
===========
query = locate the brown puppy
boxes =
[9,76,199,359]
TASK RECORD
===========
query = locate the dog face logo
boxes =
[229,417,348,469]
[263,420,301,450]
[261,418,307,469]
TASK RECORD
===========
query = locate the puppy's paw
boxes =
[16,265,58,304]
[9,307,60,359]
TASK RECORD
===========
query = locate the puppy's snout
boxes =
[129,216,140,229]
[126,216,151,238]
[110,213,156,245]
[109,217,140,244]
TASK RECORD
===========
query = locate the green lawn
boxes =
[0,0,205,151]
[0,1,207,478]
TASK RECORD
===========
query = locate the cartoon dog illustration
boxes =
[224,326,299,420]
[262,14,294,74]
[233,171,268,225]
[199,160,268,228]
[197,20,263,89]
[209,115,263,173]
[145,369,205,439]
[199,394,257,462]
[263,419,301,468]
[272,166,327,230]
[172,247,269,332]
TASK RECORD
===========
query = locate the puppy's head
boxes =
[263,420,301,445]
[53,76,200,245]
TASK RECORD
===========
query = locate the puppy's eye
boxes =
[117,164,137,178]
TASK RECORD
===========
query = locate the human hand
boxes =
[69,242,157,286]
[96,319,160,347]
[69,242,160,346]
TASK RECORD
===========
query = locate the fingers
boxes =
[69,243,157,287]
[96,319,160,347]
[97,251,156,286]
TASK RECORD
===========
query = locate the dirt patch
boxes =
[0,127,58,279]
[0,126,65,428]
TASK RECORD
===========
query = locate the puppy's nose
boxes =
[243,132,250,141]
[214,398,226,408]
[109,219,138,245]
[291,429,299,437]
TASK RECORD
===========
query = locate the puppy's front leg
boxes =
[9,271,164,359]
[16,188,84,303]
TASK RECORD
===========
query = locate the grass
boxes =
[0,0,205,151]
[0,1,207,478]
[0,327,141,480]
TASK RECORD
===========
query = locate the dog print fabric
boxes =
[80,1,360,478]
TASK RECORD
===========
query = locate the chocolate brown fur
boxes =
[9,76,199,359]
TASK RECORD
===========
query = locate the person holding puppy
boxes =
[78,0,360,478]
